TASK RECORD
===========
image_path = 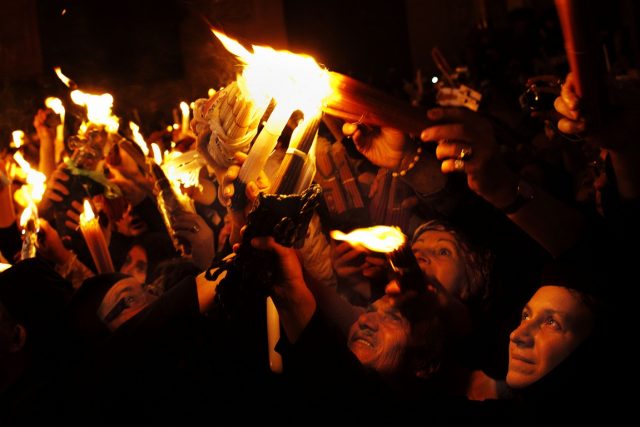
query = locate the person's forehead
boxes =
[529,286,588,319]
[413,229,457,245]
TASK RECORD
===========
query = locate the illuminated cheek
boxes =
[539,338,576,377]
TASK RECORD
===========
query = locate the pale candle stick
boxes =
[266,296,283,373]
[45,97,66,163]
[238,101,292,184]
[79,199,114,273]
[180,101,190,138]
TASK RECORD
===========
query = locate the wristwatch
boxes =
[500,180,534,214]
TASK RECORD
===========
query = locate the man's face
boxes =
[97,277,158,331]
[348,295,410,375]
[507,286,593,389]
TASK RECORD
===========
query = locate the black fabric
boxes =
[0,258,73,357]
[0,221,22,263]
[65,272,130,348]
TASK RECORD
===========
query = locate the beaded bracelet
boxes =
[392,146,423,178]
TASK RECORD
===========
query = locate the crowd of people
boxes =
[1,21,638,423]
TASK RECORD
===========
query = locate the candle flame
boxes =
[13,152,46,203]
[11,130,25,148]
[208,88,216,97]
[0,263,11,273]
[45,97,65,115]
[19,203,38,229]
[330,226,406,253]
[151,143,163,164]
[71,90,119,133]
[54,67,72,87]
[180,101,190,117]
[212,29,331,118]
[129,122,150,156]
[80,199,95,223]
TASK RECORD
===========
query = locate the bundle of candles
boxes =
[194,79,268,173]
[331,225,424,292]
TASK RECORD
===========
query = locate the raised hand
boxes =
[172,212,214,270]
[421,107,517,207]
[342,122,409,169]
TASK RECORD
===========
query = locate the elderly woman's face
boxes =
[411,230,468,299]
[348,295,410,375]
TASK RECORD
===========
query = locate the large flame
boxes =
[331,226,406,253]
[71,90,119,133]
[212,29,331,118]
[13,152,46,203]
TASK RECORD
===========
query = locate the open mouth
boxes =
[351,334,375,348]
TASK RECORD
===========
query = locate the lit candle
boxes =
[266,296,283,373]
[19,203,40,260]
[180,101,190,138]
[79,199,114,273]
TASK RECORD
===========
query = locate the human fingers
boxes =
[560,72,580,111]
[554,96,580,121]
[557,117,586,134]
[435,140,474,161]
[421,123,467,143]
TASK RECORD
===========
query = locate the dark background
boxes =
[1,0,639,143]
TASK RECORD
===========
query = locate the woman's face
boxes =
[507,286,594,389]
[411,230,469,299]
[120,245,147,284]
[348,295,410,376]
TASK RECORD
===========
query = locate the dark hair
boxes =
[126,232,177,283]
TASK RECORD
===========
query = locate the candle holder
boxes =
[209,184,322,316]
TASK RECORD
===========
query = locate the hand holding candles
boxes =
[79,199,114,273]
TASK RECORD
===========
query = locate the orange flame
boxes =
[330,226,406,253]
[212,29,331,118]
[19,203,39,229]
[54,67,72,87]
[80,199,95,223]
[129,122,150,156]
[45,97,65,115]
[11,130,25,148]
[13,152,46,203]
